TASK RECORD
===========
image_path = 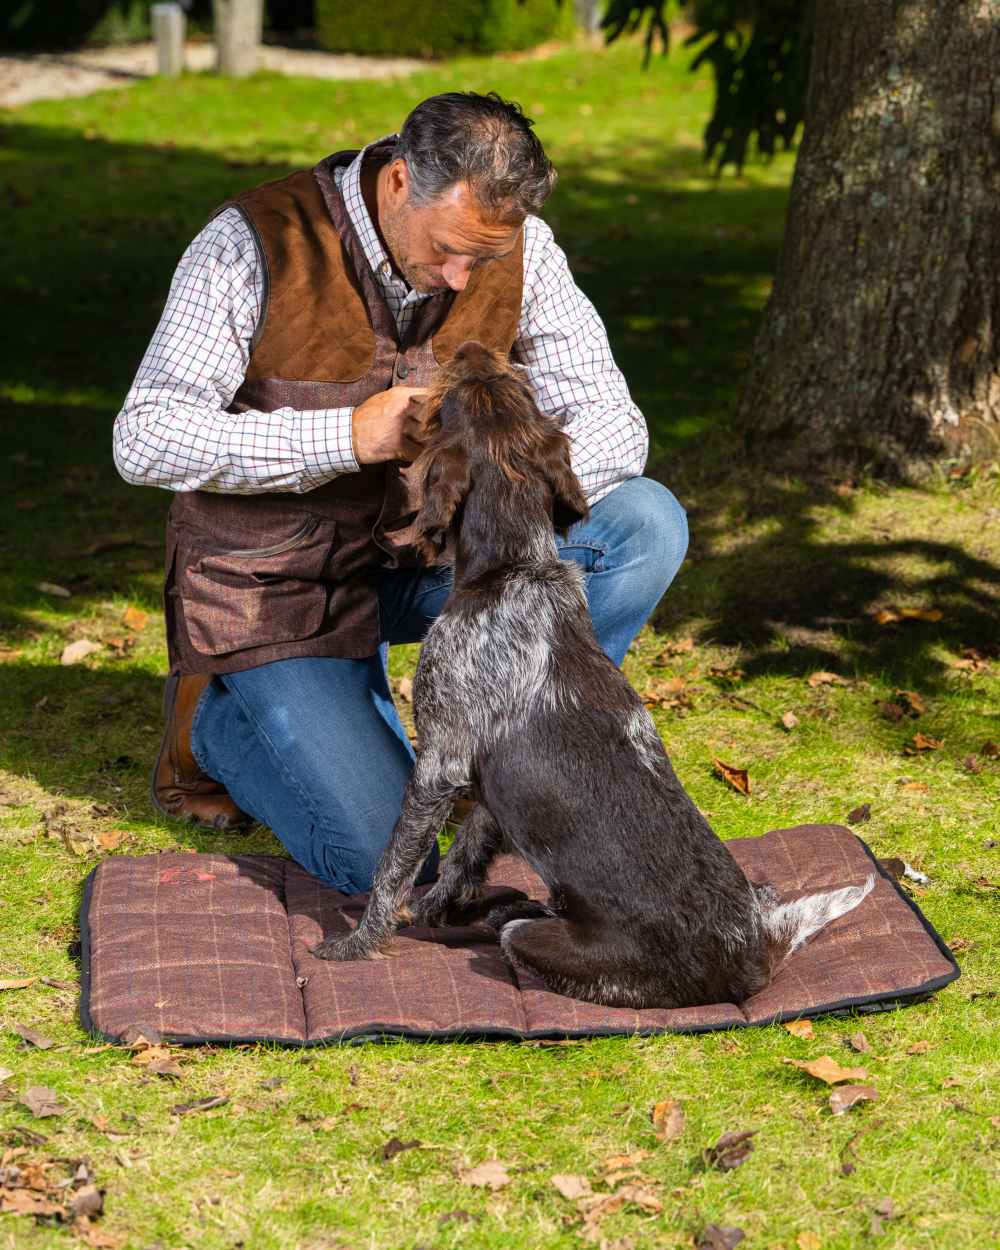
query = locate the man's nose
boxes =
[441,257,474,291]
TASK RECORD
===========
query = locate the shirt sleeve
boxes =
[514,215,648,505]
[112,207,359,494]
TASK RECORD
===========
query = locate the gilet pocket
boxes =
[181,514,337,656]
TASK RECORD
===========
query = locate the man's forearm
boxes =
[113,391,358,494]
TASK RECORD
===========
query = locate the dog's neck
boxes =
[453,463,558,587]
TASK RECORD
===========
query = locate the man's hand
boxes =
[351,387,432,464]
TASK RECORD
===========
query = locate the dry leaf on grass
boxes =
[36,582,72,598]
[874,606,943,625]
[712,758,751,797]
[643,676,694,710]
[903,732,943,754]
[907,1040,935,1055]
[0,978,36,991]
[121,605,148,632]
[796,1233,822,1250]
[459,1160,511,1190]
[697,1226,746,1250]
[982,741,1000,758]
[380,1136,420,1161]
[846,803,871,826]
[829,1084,878,1116]
[847,1032,871,1053]
[19,1086,68,1117]
[656,637,695,660]
[784,1019,814,1039]
[551,1173,592,1200]
[876,700,905,722]
[783,1056,868,1084]
[808,670,851,687]
[895,689,926,716]
[169,1095,228,1116]
[61,639,101,666]
[780,711,799,731]
[97,830,127,852]
[963,754,984,774]
[11,1024,54,1050]
[602,1150,650,1173]
[703,1129,757,1171]
[651,1097,684,1142]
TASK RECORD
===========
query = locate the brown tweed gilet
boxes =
[164,145,524,675]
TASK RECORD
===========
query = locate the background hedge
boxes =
[1,0,213,52]
[315,0,576,58]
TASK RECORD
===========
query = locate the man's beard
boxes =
[380,204,448,294]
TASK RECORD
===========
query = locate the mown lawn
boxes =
[0,33,997,1250]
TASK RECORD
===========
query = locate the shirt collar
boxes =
[340,136,431,303]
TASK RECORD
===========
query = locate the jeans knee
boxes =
[608,477,689,591]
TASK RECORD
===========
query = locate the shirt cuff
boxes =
[296,406,360,482]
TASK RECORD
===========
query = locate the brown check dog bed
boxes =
[79,824,958,1045]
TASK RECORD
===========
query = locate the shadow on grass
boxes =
[0,117,997,814]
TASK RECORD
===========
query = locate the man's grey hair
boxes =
[392,91,557,220]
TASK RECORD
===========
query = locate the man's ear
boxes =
[411,442,473,561]
[542,431,589,533]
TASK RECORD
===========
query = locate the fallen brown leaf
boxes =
[796,1234,822,1250]
[657,637,695,659]
[19,1086,68,1117]
[697,1226,746,1250]
[846,803,871,826]
[907,1040,935,1055]
[904,732,943,754]
[783,1056,868,1085]
[780,711,799,731]
[712,758,751,797]
[829,1084,878,1116]
[784,1019,814,1039]
[459,1160,511,1190]
[97,830,127,852]
[876,700,905,722]
[0,978,36,991]
[847,1032,871,1053]
[169,1095,228,1115]
[875,606,943,625]
[808,670,850,687]
[895,689,926,716]
[121,605,148,632]
[982,741,1000,758]
[947,937,973,954]
[651,1097,684,1142]
[60,639,101,666]
[11,1024,54,1050]
[550,1173,592,1200]
[380,1136,420,1161]
[703,1129,757,1171]
[963,754,984,774]
[601,1150,650,1172]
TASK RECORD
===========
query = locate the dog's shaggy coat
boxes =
[312,341,874,1008]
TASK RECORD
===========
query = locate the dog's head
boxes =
[411,340,589,562]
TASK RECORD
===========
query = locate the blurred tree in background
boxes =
[606,0,1000,478]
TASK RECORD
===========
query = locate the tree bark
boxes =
[737,0,1000,477]
[213,0,263,77]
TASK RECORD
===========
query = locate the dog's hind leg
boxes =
[311,765,458,962]
[499,917,654,1009]
[410,804,508,927]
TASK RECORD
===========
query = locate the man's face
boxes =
[378,159,522,295]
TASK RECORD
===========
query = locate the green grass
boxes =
[1,34,998,1250]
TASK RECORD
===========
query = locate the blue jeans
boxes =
[191,476,687,893]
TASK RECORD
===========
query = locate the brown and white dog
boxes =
[312,341,874,1009]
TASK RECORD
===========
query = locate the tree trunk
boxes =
[737,0,1000,477]
[213,0,263,77]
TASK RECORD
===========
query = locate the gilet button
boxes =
[396,362,409,379]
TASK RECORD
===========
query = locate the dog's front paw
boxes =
[409,890,454,928]
[311,932,371,962]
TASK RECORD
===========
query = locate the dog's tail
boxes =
[756,875,876,972]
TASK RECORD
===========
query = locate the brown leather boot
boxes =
[150,673,254,831]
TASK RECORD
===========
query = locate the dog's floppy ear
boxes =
[411,439,473,562]
[541,428,590,532]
